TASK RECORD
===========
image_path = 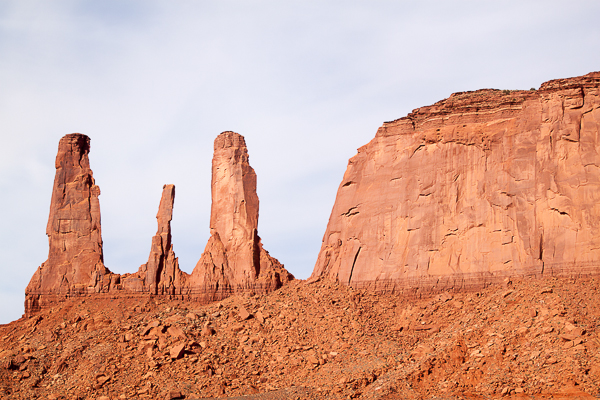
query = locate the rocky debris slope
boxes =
[2,278,599,399]
[187,132,293,303]
[25,132,292,316]
[312,72,600,293]
[25,133,116,316]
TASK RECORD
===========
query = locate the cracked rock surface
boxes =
[312,72,600,292]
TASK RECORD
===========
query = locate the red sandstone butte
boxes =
[25,134,117,314]
[311,72,600,293]
[187,131,293,302]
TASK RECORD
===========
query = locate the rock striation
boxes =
[311,72,600,294]
[25,132,291,316]
[187,132,293,302]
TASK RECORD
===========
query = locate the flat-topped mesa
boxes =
[123,184,186,295]
[25,133,116,315]
[311,71,600,294]
[188,131,293,302]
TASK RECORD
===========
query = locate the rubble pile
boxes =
[2,277,599,399]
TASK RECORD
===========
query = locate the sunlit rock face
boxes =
[25,131,292,316]
[123,184,187,296]
[312,72,600,294]
[25,133,116,314]
[188,131,293,302]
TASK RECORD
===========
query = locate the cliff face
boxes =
[25,132,292,316]
[188,132,293,302]
[311,72,600,293]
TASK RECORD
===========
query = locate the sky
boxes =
[1,1,599,324]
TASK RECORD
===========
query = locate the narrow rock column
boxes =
[210,132,260,279]
[189,131,293,301]
[25,133,112,315]
[137,184,184,295]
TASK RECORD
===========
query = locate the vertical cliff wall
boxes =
[311,72,600,294]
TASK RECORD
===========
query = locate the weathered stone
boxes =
[560,333,579,341]
[167,326,185,340]
[188,131,293,301]
[169,343,185,359]
[311,72,600,293]
[123,184,186,295]
[25,131,293,316]
[25,133,115,316]
[238,305,251,321]
[167,390,184,400]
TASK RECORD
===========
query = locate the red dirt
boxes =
[2,276,600,399]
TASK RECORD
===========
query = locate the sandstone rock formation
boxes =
[25,134,116,315]
[188,131,293,302]
[311,72,600,294]
[122,184,186,295]
[25,131,291,316]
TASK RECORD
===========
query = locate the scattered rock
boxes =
[169,343,185,360]
[238,306,251,321]
[167,390,184,399]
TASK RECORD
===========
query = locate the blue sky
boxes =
[1,1,599,323]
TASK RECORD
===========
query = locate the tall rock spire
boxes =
[25,131,293,316]
[189,131,293,301]
[135,184,185,295]
[25,133,114,315]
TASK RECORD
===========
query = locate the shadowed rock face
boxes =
[188,131,293,302]
[311,72,600,294]
[25,134,115,314]
[25,131,292,316]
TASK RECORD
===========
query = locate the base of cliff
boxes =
[2,276,600,399]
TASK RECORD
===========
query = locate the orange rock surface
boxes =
[25,134,117,315]
[187,132,293,302]
[24,132,291,316]
[312,72,600,293]
[123,184,187,295]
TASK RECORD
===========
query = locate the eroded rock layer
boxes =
[25,132,291,316]
[311,72,600,294]
[187,132,293,302]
